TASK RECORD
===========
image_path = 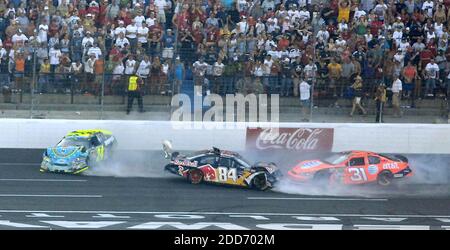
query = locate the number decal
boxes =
[348,167,368,182]
[217,167,237,182]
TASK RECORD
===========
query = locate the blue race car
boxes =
[40,129,117,174]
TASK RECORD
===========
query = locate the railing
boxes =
[0,71,448,121]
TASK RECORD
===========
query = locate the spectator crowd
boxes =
[0,0,449,109]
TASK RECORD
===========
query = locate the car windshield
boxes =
[57,137,90,148]
[322,153,350,165]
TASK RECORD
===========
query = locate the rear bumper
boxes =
[393,167,413,178]
[287,170,312,182]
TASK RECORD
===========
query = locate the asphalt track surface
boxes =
[0,149,450,230]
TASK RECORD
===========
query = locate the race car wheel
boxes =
[377,171,393,186]
[252,174,268,191]
[188,169,203,184]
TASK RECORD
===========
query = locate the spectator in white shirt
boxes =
[12,30,28,45]
[299,79,311,122]
[87,43,102,59]
[115,32,130,49]
[125,55,137,75]
[391,76,403,117]
[126,20,138,51]
[424,59,440,97]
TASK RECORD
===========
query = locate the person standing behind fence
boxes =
[424,59,439,98]
[349,76,367,117]
[38,59,51,94]
[70,60,83,94]
[391,76,403,117]
[136,55,151,94]
[126,73,144,115]
[14,52,25,92]
[93,56,104,96]
[193,57,209,95]
[299,78,311,122]
[375,83,387,123]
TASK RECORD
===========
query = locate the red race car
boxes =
[287,151,412,186]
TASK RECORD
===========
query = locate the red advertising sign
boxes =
[246,127,334,152]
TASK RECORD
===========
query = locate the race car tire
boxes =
[252,174,268,191]
[377,171,393,186]
[188,169,204,184]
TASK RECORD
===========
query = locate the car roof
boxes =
[66,129,112,137]
[192,148,242,159]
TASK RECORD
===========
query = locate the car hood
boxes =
[290,160,335,174]
[46,146,87,165]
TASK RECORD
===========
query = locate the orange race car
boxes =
[287,151,412,186]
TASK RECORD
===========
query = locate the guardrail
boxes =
[0,119,449,154]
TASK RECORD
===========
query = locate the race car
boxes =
[40,129,117,174]
[288,151,412,186]
[162,140,282,190]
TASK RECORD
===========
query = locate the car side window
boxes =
[233,160,246,170]
[368,156,381,164]
[219,157,233,168]
[90,136,102,147]
[197,156,218,166]
[349,157,365,166]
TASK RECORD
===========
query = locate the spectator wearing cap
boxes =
[162,29,175,59]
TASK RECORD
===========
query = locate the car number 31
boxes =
[218,167,238,182]
[348,167,368,181]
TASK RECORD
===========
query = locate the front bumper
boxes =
[40,161,89,174]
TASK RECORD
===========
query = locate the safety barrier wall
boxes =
[0,119,449,154]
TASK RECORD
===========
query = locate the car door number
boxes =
[218,167,237,182]
[348,167,368,182]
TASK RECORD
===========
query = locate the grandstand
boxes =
[0,0,449,122]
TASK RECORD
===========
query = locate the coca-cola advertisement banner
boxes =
[246,127,334,152]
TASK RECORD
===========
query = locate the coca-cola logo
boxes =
[247,128,334,152]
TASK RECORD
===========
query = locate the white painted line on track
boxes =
[0,210,448,218]
[0,163,39,166]
[0,194,102,198]
[0,179,87,182]
[247,197,388,201]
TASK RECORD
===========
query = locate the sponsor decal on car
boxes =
[301,161,322,169]
[382,162,399,170]
[172,160,198,167]
[246,127,334,152]
[367,165,378,175]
